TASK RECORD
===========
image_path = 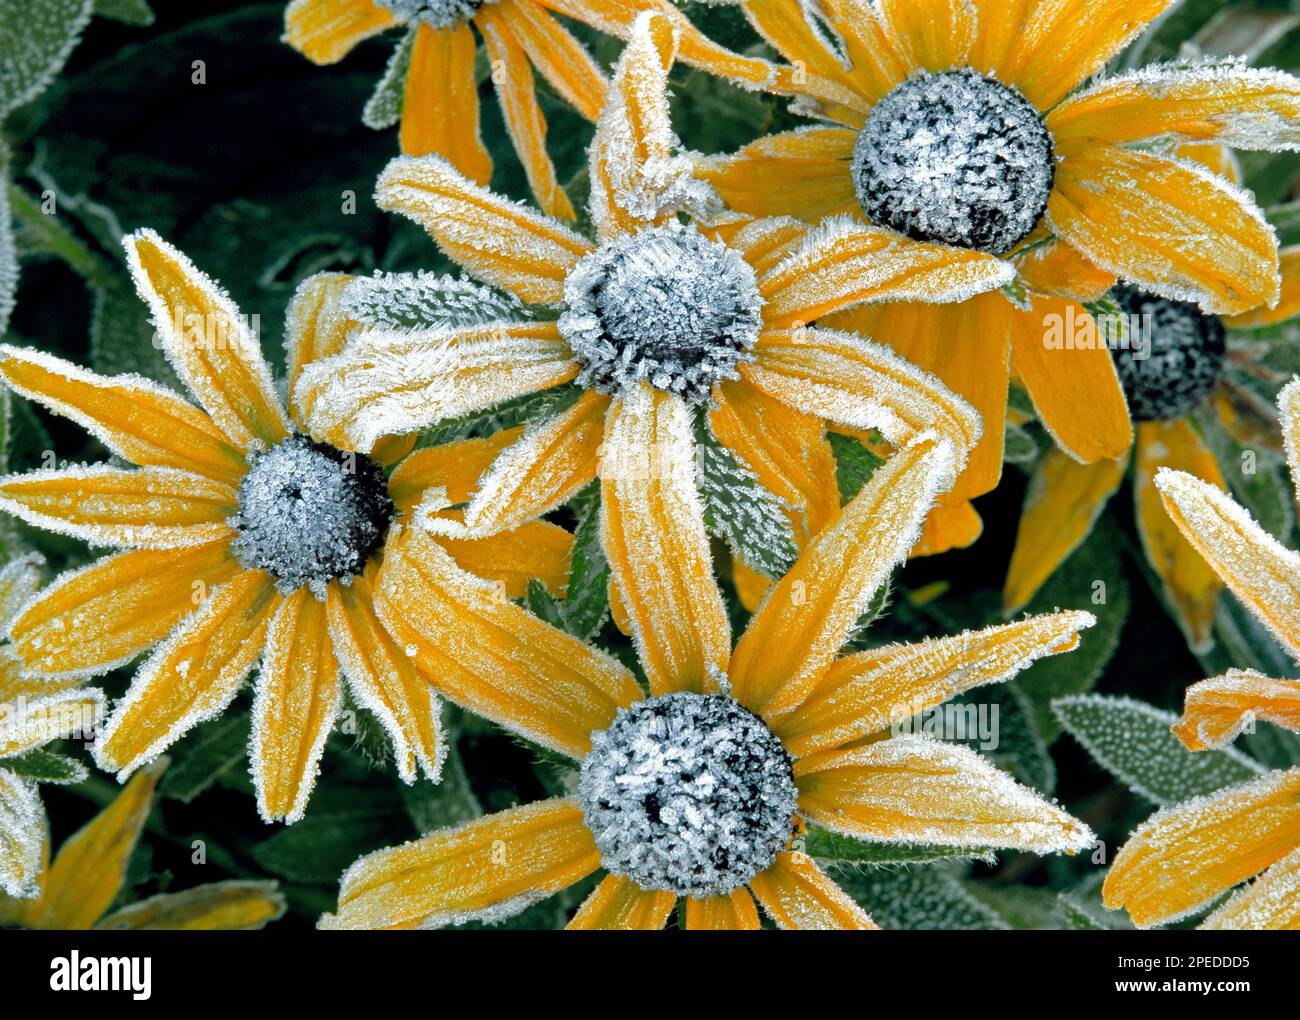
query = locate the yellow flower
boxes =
[1,760,284,930]
[0,239,571,824]
[321,433,1096,930]
[282,0,776,220]
[698,0,1300,522]
[297,12,1013,617]
[1103,378,1300,929]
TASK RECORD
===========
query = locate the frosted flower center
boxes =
[579,692,797,897]
[559,223,763,405]
[851,69,1055,254]
[1109,284,1227,422]
[375,0,482,28]
[230,435,394,596]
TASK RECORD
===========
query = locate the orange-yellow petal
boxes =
[684,888,762,930]
[878,0,975,73]
[283,0,397,64]
[566,874,675,930]
[96,880,286,930]
[748,851,878,930]
[1174,670,1300,752]
[491,0,607,121]
[436,517,574,598]
[387,429,523,514]
[284,272,357,397]
[0,768,44,901]
[911,498,982,558]
[1226,246,1300,329]
[1015,237,1117,302]
[1201,846,1300,930]
[0,687,104,759]
[400,23,492,188]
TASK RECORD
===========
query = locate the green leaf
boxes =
[400,748,481,835]
[158,712,250,803]
[563,482,610,640]
[341,270,523,332]
[961,882,1063,930]
[1003,421,1040,468]
[93,0,153,25]
[694,413,797,579]
[833,864,1009,929]
[0,748,87,784]
[1054,693,1264,806]
[0,150,15,337]
[828,430,884,504]
[362,28,413,130]
[525,579,569,629]
[0,0,95,116]
[1058,892,1109,930]
[955,682,1056,794]
[419,385,581,447]
[1268,199,1300,246]
[91,282,182,388]
[803,827,994,866]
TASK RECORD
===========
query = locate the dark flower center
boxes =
[376,0,483,29]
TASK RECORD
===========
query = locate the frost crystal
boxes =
[375,0,483,29]
[579,692,796,897]
[230,435,394,596]
[559,223,762,405]
[341,271,522,332]
[851,70,1055,254]
[1110,284,1226,422]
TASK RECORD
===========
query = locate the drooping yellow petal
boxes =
[1201,846,1300,930]
[96,880,286,930]
[374,518,641,758]
[795,734,1095,852]
[878,0,975,73]
[776,611,1096,757]
[492,0,607,121]
[94,571,277,778]
[8,542,240,679]
[1014,237,1117,302]
[125,230,290,449]
[252,589,342,824]
[1226,246,1300,329]
[1174,670,1300,752]
[400,23,492,189]
[729,437,954,722]
[436,516,574,598]
[1047,147,1280,316]
[284,272,356,397]
[600,384,730,695]
[1004,447,1127,613]
[0,768,45,901]
[748,851,878,930]
[25,760,164,930]
[911,500,982,557]
[320,799,600,929]
[566,874,675,930]
[0,465,236,550]
[1155,462,1300,658]
[0,345,246,483]
[375,155,592,304]
[283,0,397,64]
[0,687,104,759]
[1103,767,1300,928]
[684,888,762,930]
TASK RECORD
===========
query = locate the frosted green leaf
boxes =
[833,864,1009,930]
[1003,421,1039,467]
[954,682,1056,794]
[0,748,87,784]
[363,28,414,131]
[158,712,250,803]
[0,151,16,337]
[0,0,95,116]
[525,579,568,630]
[93,0,153,25]
[828,430,884,504]
[91,282,181,388]
[564,483,610,640]
[803,827,995,866]
[342,270,523,333]
[1057,892,1108,930]
[1054,693,1264,806]
[418,384,581,446]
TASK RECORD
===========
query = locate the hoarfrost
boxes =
[341,271,523,333]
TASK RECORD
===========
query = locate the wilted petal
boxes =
[1174,669,1300,751]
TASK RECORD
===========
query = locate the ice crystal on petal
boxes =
[1202,845,1300,930]
[341,271,523,333]
[0,769,45,899]
[851,70,1055,254]
[375,0,483,30]
[579,692,796,897]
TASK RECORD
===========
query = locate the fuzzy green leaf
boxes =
[362,28,413,130]
[159,712,250,803]
[563,482,610,640]
[0,748,87,784]
[0,0,94,116]
[804,827,995,866]
[828,430,884,504]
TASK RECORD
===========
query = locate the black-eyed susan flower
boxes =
[696,0,1300,530]
[1,760,284,930]
[1102,378,1300,928]
[321,432,1096,929]
[282,0,776,220]
[0,237,573,824]
[296,12,1011,618]
[0,555,104,900]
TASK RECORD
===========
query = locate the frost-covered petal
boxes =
[0,554,42,635]
[1201,846,1300,930]
[1015,236,1117,302]
[743,326,981,465]
[1004,447,1127,613]
[375,155,592,304]
[374,517,641,758]
[7,542,240,680]
[566,874,675,930]
[0,465,236,550]
[600,384,730,696]
[251,589,341,824]
[1155,465,1300,658]
[683,889,762,930]
[284,272,356,398]
[1226,246,1300,329]
[794,734,1095,852]
[1103,767,1300,928]
[96,880,286,930]
[1047,148,1280,315]
[723,216,813,279]
[748,851,878,930]
[0,687,104,759]
[399,23,492,187]
[94,571,277,778]
[295,321,578,454]
[1282,376,1300,497]
[435,516,574,598]
[320,799,600,929]
[386,429,522,515]
[878,0,975,74]
[0,769,44,900]
[775,611,1096,757]
[1049,62,1300,152]
[492,0,607,121]
[729,436,954,722]
[283,0,397,64]
[125,230,290,449]
[734,0,854,84]
[1174,670,1300,752]
[912,499,983,557]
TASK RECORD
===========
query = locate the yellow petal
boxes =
[387,428,523,514]
[732,0,853,81]
[8,542,240,679]
[878,0,975,73]
[26,760,164,930]
[1014,237,1117,302]
[748,851,878,930]
[911,498,982,557]
[284,272,356,396]
[320,799,600,929]
[776,611,1096,757]
[600,384,730,695]
[1103,767,1300,928]
[794,734,1095,852]
[566,874,675,930]
[0,768,45,901]
[0,688,104,759]
[492,0,607,121]
[684,888,762,930]
[125,230,290,449]
[252,589,342,824]
[0,465,236,550]
[374,519,641,758]
[1226,245,1300,329]
[0,345,246,483]
[731,558,772,615]
[375,155,592,304]
[729,437,954,722]
[96,880,286,930]
[1201,846,1300,930]
[283,0,397,64]
[94,571,277,777]
[1047,147,1280,315]
[1283,376,1300,493]
[1174,669,1300,752]
[437,517,574,598]
[1004,447,1127,613]
[400,23,492,189]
